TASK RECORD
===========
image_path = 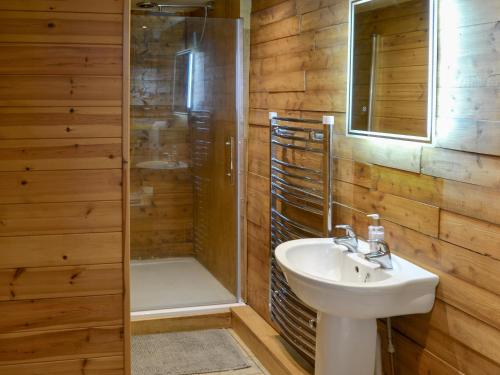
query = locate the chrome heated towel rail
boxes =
[269,113,334,363]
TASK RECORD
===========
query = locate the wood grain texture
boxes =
[0,232,122,268]
[0,1,126,369]
[0,264,123,301]
[0,11,122,44]
[0,138,122,171]
[247,0,500,373]
[0,295,123,333]
[0,326,123,365]
[0,75,122,107]
[132,312,231,335]
[0,107,122,139]
[0,356,124,375]
[0,44,122,76]
[0,0,123,13]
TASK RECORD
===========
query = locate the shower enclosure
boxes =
[129,7,243,313]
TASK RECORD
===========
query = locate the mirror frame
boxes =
[346,0,438,143]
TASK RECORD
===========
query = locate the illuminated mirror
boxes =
[347,0,436,142]
[172,49,193,114]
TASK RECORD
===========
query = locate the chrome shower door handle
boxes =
[225,136,235,185]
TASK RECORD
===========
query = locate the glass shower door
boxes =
[130,12,242,312]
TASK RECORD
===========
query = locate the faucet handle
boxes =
[367,239,390,255]
[335,224,357,239]
[365,240,393,269]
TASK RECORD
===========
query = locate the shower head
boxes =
[136,1,158,8]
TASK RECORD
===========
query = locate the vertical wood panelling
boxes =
[248,0,500,373]
[0,0,126,372]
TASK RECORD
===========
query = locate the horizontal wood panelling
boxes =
[382,219,500,297]
[300,1,348,32]
[0,0,123,13]
[0,138,122,171]
[251,0,296,28]
[0,1,126,371]
[0,232,122,268]
[250,71,305,92]
[379,323,460,375]
[439,210,500,260]
[251,16,300,45]
[390,314,500,375]
[0,264,123,301]
[0,169,122,204]
[0,43,122,76]
[251,32,315,59]
[435,118,500,157]
[0,356,124,375]
[0,76,122,107]
[0,295,123,333]
[421,146,500,188]
[0,201,122,236]
[248,0,500,373]
[0,11,122,44]
[0,107,122,139]
[0,326,123,365]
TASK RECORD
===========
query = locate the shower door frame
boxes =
[122,4,247,373]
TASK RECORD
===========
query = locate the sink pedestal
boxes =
[316,313,377,375]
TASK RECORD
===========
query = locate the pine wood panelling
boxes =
[248,0,500,373]
[0,264,123,301]
[0,201,122,236]
[0,326,123,365]
[0,107,122,140]
[421,146,500,188]
[251,16,300,45]
[251,0,296,28]
[300,1,348,31]
[0,76,122,107]
[250,71,305,92]
[0,356,124,375]
[0,232,122,268]
[0,0,126,371]
[0,170,122,204]
[0,295,123,333]
[0,0,123,13]
[0,44,122,76]
[435,118,500,157]
[0,11,122,44]
[439,210,500,260]
[0,139,122,171]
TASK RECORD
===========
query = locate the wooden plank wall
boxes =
[247,0,500,373]
[0,0,127,373]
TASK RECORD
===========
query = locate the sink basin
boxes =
[275,238,439,375]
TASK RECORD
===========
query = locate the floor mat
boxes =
[132,329,252,375]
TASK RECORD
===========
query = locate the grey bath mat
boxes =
[132,329,252,375]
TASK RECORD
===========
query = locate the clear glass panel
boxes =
[130,12,241,312]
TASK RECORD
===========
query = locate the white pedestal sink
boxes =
[275,238,439,375]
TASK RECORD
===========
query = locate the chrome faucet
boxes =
[365,239,393,269]
[333,224,359,253]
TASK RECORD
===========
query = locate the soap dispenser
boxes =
[367,213,384,251]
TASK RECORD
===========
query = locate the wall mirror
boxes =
[172,49,194,114]
[347,0,436,142]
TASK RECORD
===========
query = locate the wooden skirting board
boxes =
[131,311,232,335]
[231,306,313,375]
